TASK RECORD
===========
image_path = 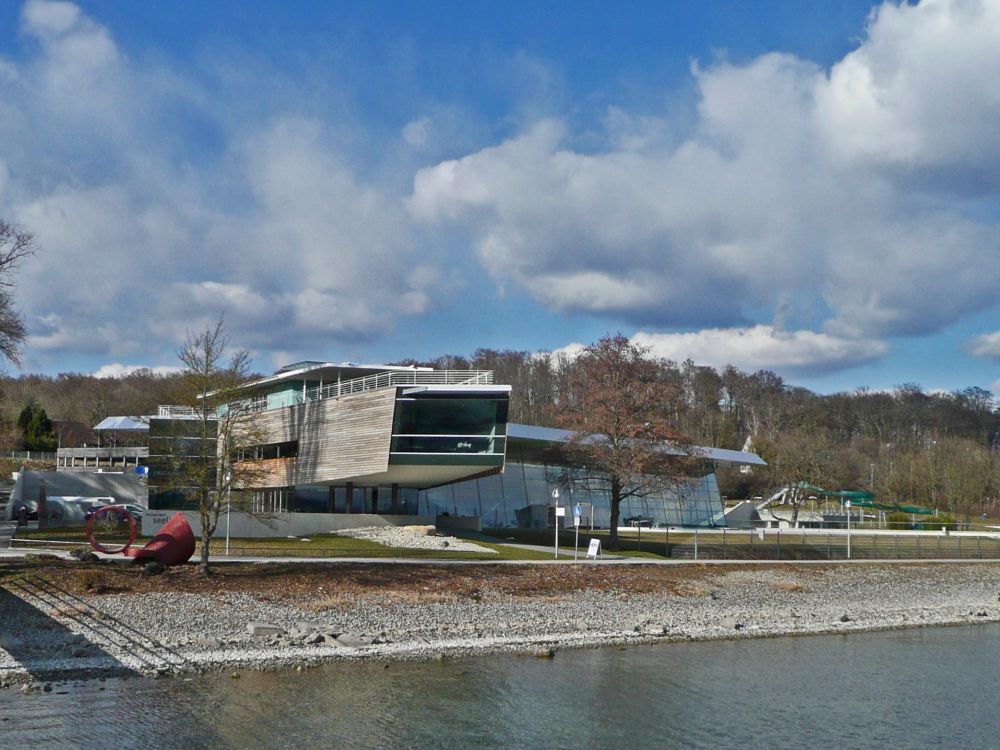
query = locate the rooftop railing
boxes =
[305,369,494,403]
[157,405,203,419]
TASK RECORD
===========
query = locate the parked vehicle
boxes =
[85,502,144,524]
[624,516,654,528]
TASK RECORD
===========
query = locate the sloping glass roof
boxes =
[94,416,149,431]
[505,423,767,465]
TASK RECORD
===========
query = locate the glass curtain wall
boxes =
[418,456,725,529]
[391,395,508,456]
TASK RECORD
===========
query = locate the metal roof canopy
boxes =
[505,423,766,466]
[94,416,149,431]
[790,483,935,515]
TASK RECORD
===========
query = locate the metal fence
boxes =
[307,370,494,401]
[638,528,1000,560]
[1,451,56,461]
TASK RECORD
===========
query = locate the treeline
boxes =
[2,348,1000,518]
[0,370,189,448]
[404,349,1000,519]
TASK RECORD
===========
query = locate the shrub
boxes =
[79,570,110,594]
[918,514,957,531]
[885,512,915,530]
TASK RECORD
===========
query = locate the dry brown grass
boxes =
[665,582,712,597]
[79,570,112,594]
[771,581,812,593]
[3,559,891,606]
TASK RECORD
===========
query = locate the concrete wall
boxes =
[436,515,482,532]
[141,510,434,538]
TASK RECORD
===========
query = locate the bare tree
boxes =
[0,220,35,364]
[757,428,847,527]
[549,334,698,549]
[170,318,265,574]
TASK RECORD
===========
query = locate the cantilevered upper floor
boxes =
[230,362,511,490]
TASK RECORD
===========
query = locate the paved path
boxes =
[2,544,1000,567]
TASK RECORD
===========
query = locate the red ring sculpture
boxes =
[86,504,138,555]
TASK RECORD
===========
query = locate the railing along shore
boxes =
[614,527,1000,561]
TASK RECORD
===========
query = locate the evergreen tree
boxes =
[17,398,56,451]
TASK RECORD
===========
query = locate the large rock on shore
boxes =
[247,622,286,637]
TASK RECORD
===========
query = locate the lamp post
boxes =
[845,499,852,560]
[224,471,232,556]
[551,488,561,559]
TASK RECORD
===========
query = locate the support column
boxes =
[371,487,379,515]
[391,484,400,514]
[345,482,353,514]
[328,486,336,514]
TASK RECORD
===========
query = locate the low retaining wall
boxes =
[436,515,482,533]
[142,511,435,538]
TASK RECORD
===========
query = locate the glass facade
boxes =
[415,454,725,529]
[147,416,218,510]
[391,395,507,457]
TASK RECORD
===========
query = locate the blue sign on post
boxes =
[573,503,582,518]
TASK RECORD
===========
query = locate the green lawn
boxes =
[12,527,552,561]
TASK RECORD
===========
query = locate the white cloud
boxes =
[402,117,431,148]
[632,326,888,373]
[816,0,1000,169]
[6,0,1000,380]
[0,1,443,370]
[93,363,182,379]
[410,0,1000,359]
[966,330,1000,360]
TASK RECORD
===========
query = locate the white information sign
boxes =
[555,506,566,517]
[586,538,602,559]
[141,511,172,536]
[573,515,580,527]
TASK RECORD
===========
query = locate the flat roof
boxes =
[506,423,766,465]
[238,362,435,393]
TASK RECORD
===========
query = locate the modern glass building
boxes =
[415,424,759,529]
[222,363,765,529]
[114,361,763,526]
[225,362,512,514]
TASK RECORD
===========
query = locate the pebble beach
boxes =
[3,561,1000,690]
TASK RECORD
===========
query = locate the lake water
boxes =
[2,624,998,749]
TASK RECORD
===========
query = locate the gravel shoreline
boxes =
[4,562,1000,689]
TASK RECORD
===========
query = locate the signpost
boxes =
[586,538,602,560]
[225,471,232,556]
[845,499,852,560]
[573,503,582,561]
[552,489,562,559]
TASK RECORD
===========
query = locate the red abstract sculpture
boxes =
[87,508,195,565]
[86,505,137,555]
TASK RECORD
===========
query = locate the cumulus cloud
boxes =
[5,0,1000,380]
[93,363,182,378]
[632,326,888,373]
[966,330,1000,360]
[411,0,1000,361]
[1,1,440,370]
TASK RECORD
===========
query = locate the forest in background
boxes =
[2,347,999,519]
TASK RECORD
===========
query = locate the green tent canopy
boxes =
[792,483,934,515]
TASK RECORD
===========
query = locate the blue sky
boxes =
[1,0,1000,396]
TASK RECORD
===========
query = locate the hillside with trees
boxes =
[404,347,1000,521]
[0,340,998,521]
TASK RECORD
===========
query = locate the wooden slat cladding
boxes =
[234,389,397,488]
[234,457,295,486]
